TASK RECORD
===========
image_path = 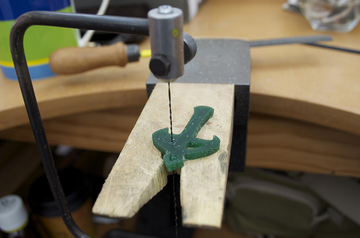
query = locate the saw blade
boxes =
[168,82,178,238]
[168,82,174,142]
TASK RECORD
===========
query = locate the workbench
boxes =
[0,0,359,179]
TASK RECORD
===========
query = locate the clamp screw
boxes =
[150,54,171,77]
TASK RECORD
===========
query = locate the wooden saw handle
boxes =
[49,41,128,75]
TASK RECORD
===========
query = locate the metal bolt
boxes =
[150,54,171,77]
[158,5,173,14]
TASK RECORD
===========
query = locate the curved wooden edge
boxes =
[0,88,148,131]
[0,56,150,131]
[1,108,359,178]
[2,84,358,138]
[2,42,360,135]
[0,106,143,153]
[246,113,360,178]
[1,0,359,135]
[250,93,360,136]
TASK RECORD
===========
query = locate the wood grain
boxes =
[92,83,234,228]
[246,113,360,177]
[0,107,143,153]
[178,84,234,228]
[183,0,360,136]
[1,109,360,178]
[90,90,168,218]
[0,55,149,131]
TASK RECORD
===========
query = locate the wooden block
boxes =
[92,83,234,229]
[178,84,234,228]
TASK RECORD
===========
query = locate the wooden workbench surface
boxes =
[1,0,359,133]
[0,0,359,176]
[185,0,360,135]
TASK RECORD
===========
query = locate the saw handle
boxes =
[49,41,128,75]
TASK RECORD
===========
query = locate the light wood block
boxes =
[179,88,234,228]
[92,83,234,228]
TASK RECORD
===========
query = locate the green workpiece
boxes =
[152,106,220,172]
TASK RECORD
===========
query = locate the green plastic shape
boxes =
[152,106,220,172]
